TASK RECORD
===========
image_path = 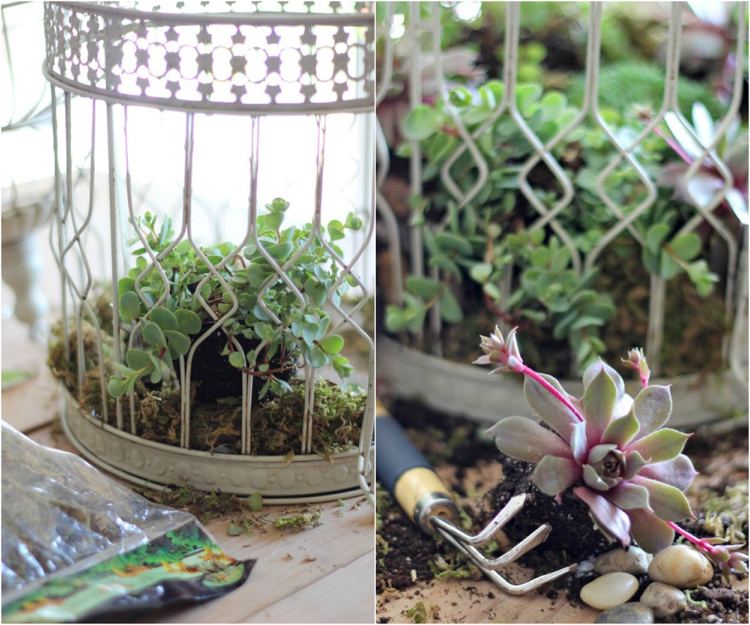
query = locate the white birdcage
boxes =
[45,0,375,502]
[377,2,748,428]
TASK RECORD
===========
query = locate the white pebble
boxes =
[640,582,687,617]
[648,545,714,588]
[580,572,639,610]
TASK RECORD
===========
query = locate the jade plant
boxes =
[385,79,724,370]
[108,199,363,400]
[475,326,748,575]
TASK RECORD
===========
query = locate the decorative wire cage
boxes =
[377,2,748,428]
[45,0,375,502]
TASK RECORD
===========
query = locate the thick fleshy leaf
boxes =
[627,508,674,554]
[629,428,690,463]
[632,385,673,440]
[725,187,749,225]
[583,368,618,438]
[583,464,611,491]
[569,421,588,464]
[613,393,634,419]
[602,411,640,447]
[639,454,698,492]
[588,443,618,464]
[574,486,631,547]
[486,416,571,463]
[633,476,694,521]
[524,374,578,439]
[624,450,650,479]
[531,455,581,496]
[583,359,624,398]
[606,482,652,511]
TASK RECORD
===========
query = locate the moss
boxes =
[698,483,748,545]
[48,304,365,458]
[273,511,322,532]
[403,601,428,624]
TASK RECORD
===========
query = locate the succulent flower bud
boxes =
[473,326,524,373]
[623,347,651,388]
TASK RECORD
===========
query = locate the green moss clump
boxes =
[567,61,726,118]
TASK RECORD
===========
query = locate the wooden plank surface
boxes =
[1,316,375,623]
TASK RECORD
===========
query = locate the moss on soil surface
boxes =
[48,315,364,459]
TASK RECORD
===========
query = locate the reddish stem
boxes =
[519,364,585,423]
[668,521,718,556]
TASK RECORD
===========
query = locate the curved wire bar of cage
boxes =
[385,1,747,378]
[374,2,404,305]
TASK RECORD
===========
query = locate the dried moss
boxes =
[48,310,365,458]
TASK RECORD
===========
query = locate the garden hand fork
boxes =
[376,402,576,595]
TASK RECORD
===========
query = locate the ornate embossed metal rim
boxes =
[61,389,370,503]
[44,1,374,115]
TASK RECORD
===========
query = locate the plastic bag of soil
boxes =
[1,423,254,623]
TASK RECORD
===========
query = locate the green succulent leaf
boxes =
[632,385,672,440]
[406,276,442,300]
[126,349,151,370]
[319,334,344,355]
[583,359,625,398]
[530,455,580,496]
[228,352,245,368]
[119,291,141,321]
[439,287,463,323]
[583,368,618,433]
[142,321,166,348]
[639,454,697,492]
[485,416,571,463]
[629,428,690,463]
[403,105,442,141]
[165,330,190,358]
[107,377,126,398]
[602,411,640,447]
[587,443,617,464]
[633,476,694,521]
[606,482,652,511]
[151,306,178,331]
[583,464,611,491]
[175,309,203,335]
[524,374,577,440]
[469,262,493,284]
[624,450,650,479]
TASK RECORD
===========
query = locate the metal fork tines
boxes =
[430,494,577,595]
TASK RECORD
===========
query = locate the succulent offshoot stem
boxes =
[475,326,585,423]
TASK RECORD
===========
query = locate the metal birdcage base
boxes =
[61,388,371,504]
[378,337,747,430]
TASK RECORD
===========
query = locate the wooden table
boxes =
[2,316,374,623]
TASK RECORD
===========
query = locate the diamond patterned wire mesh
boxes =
[378,1,747,382]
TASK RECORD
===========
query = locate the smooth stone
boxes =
[595,602,655,624]
[595,546,652,575]
[648,545,714,588]
[580,572,639,610]
[640,582,687,617]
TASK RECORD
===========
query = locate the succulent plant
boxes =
[475,327,747,575]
